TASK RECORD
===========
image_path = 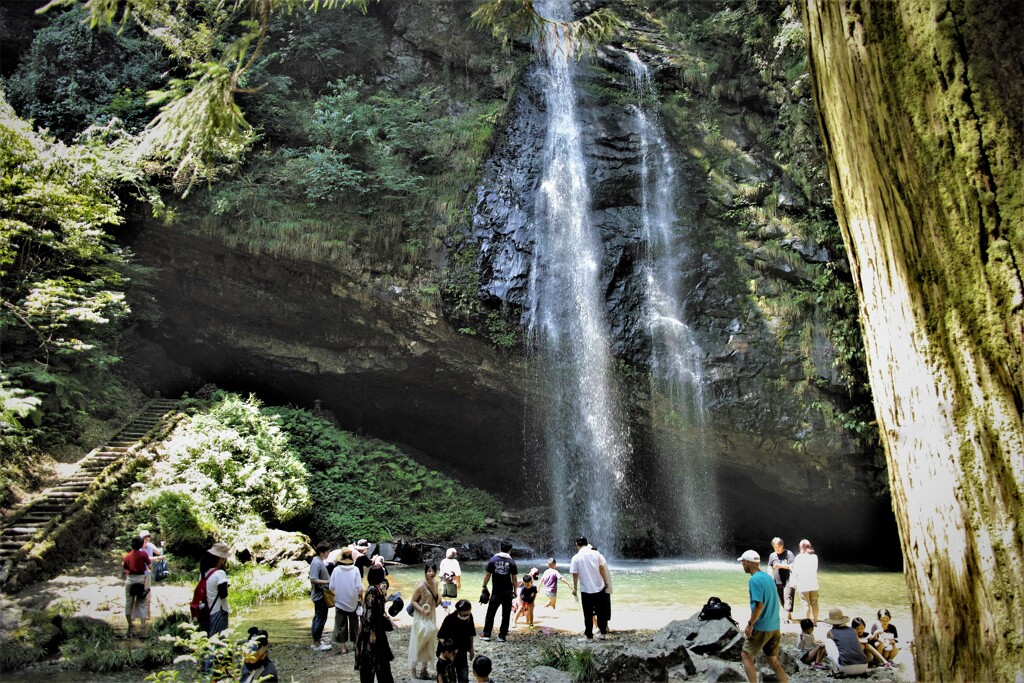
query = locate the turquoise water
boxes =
[246,559,912,642]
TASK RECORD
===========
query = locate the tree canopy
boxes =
[35,0,620,192]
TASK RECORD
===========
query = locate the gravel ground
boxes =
[7,555,915,683]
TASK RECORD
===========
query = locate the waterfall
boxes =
[527,0,630,554]
[628,53,722,556]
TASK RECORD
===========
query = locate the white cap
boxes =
[139,530,151,538]
[737,550,760,563]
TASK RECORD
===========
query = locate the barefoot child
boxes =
[516,574,537,628]
[540,558,571,609]
[797,618,827,669]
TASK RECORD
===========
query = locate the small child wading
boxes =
[540,558,571,609]
[513,574,537,628]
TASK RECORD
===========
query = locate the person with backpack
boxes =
[122,535,151,638]
[193,542,230,636]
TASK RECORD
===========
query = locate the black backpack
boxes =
[698,596,736,624]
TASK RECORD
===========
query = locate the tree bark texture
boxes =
[802,1,1023,680]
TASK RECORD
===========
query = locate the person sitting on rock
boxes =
[823,608,868,676]
[853,617,892,668]
[797,618,827,669]
[869,608,900,661]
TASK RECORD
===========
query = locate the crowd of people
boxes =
[742,537,901,683]
[122,531,901,682]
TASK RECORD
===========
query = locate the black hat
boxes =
[575,536,589,547]
[387,596,404,617]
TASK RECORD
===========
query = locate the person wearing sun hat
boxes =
[737,549,789,683]
[201,542,231,636]
[330,547,363,655]
[822,608,869,676]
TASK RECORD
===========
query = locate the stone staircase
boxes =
[0,398,180,589]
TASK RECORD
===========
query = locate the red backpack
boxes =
[190,568,220,626]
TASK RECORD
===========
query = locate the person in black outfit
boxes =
[435,638,459,683]
[437,599,476,682]
[355,566,396,683]
[480,540,517,642]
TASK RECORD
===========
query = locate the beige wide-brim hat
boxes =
[208,542,230,559]
[824,608,851,625]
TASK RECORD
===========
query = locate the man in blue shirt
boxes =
[739,549,789,683]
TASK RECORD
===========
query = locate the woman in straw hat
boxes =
[200,542,231,636]
[823,608,869,676]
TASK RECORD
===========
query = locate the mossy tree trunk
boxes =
[802,1,1024,680]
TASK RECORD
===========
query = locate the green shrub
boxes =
[0,641,44,673]
[136,391,311,544]
[141,491,218,555]
[228,563,308,608]
[271,406,501,540]
[536,642,598,683]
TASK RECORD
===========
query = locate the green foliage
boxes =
[4,6,166,140]
[34,0,377,191]
[228,563,308,607]
[140,491,219,553]
[270,406,502,540]
[59,614,175,673]
[143,619,245,683]
[535,641,598,682]
[471,0,624,56]
[193,76,506,270]
[0,92,132,475]
[135,391,311,543]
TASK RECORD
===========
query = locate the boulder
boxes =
[653,617,744,662]
[232,529,312,567]
[596,645,669,682]
[279,559,310,579]
[526,666,572,683]
[756,647,800,675]
[645,622,698,675]
[694,659,746,682]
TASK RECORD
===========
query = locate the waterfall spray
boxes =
[628,52,722,556]
[527,0,630,554]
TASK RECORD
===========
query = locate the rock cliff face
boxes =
[123,0,898,559]
[127,226,532,492]
[471,38,894,556]
[803,0,1024,678]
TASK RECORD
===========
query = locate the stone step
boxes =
[44,492,80,498]
[2,527,41,536]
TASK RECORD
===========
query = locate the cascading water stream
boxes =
[527,0,630,554]
[628,53,722,555]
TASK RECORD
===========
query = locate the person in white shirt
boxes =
[791,539,820,624]
[439,548,462,599]
[329,547,364,655]
[569,536,611,641]
[203,542,230,635]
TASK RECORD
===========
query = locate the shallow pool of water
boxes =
[245,559,912,645]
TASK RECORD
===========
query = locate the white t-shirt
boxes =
[792,552,819,592]
[206,568,230,614]
[328,564,363,612]
[439,558,461,582]
[569,545,607,594]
